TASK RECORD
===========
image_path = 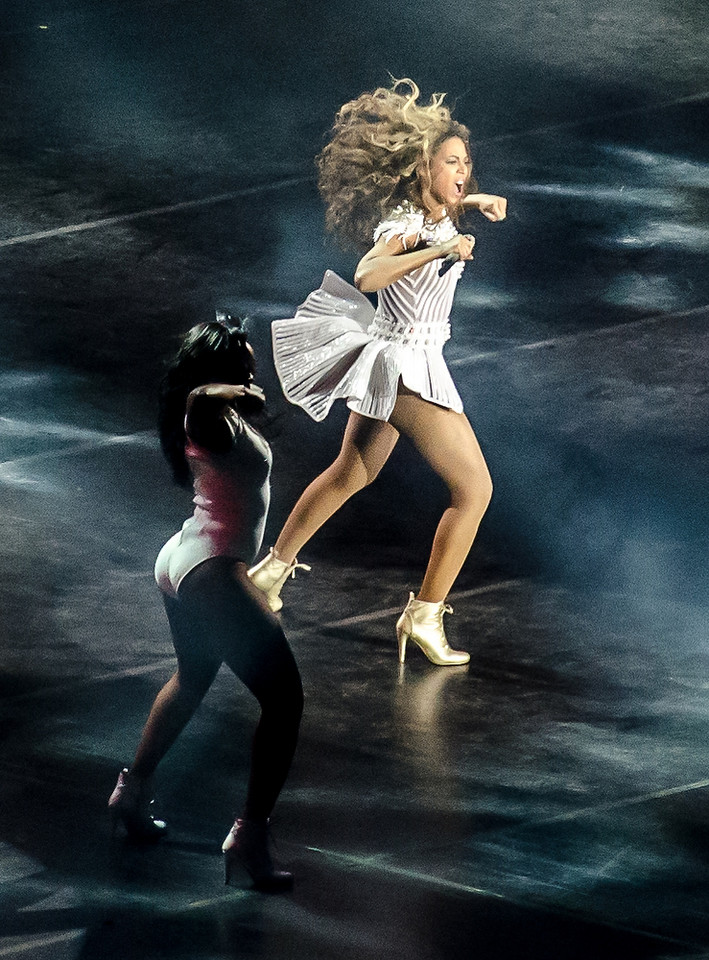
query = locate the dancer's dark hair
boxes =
[158,317,259,487]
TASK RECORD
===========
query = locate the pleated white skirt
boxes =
[271,271,464,423]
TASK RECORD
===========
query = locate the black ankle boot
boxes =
[222,818,293,892]
[108,768,167,841]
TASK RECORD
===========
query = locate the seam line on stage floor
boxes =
[448,301,709,367]
[1,580,521,705]
[481,88,709,143]
[513,776,709,829]
[301,579,522,629]
[0,931,85,957]
[1,89,706,251]
[1,859,692,954]
[311,847,698,951]
[0,176,311,249]
[298,846,693,949]
[2,299,704,467]
[176,844,694,952]
[0,431,155,471]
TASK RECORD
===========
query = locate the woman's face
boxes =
[428,136,472,211]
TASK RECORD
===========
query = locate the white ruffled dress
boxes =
[271,202,467,423]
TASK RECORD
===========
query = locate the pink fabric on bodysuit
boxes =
[154,410,272,598]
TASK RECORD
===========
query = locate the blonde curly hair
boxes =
[316,78,476,249]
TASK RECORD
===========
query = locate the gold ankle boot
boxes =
[247,548,310,612]
[396,592,470,666]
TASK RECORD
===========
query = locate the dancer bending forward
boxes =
[250,79,507,666]
[108,319,303,892]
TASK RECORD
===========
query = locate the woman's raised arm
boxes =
[185,384,265,452]
[462,193,507,222]
[354,233,475,293]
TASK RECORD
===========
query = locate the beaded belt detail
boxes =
[367,315,451,348]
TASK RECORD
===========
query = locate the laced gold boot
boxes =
[396,592,470,666]
[247,548,311,612]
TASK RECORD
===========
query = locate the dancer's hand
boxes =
[463,193,507,221]
[440,233,475,262]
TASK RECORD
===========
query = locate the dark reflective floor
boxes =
[1,1,709,957]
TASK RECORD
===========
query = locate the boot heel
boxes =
[397,627,409,664]
[224,851,240,886]
[395,593,470,666]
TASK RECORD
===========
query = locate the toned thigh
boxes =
[388,393,490,492]
[335,411,400,484]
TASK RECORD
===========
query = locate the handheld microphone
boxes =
[438,253,460,277]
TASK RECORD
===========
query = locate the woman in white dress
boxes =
[250,79,507,666]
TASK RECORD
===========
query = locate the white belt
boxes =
[367,315,451,348]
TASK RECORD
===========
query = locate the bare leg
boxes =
[274,412,399,563]
[389,392,493,602]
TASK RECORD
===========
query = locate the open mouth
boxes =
[454,180,465,198]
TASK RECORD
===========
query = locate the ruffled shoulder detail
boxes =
[373,201,458,248]
[373,201,426,248]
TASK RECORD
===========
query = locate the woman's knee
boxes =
[477,465,494,510]
[451,460,493,514]
[326,455,374,496]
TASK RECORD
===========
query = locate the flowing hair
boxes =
[316,78,477,249]
[158,318,259,488]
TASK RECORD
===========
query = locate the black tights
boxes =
[130,558,303,822]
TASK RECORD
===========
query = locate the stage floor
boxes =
[1,1,708,957]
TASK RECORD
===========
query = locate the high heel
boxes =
[222,818,293,893]
[247,548,310,613]
[396,592,470,666]
[108,768,167,842]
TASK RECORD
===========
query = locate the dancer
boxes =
[249,78,507,666]
[108,318,303,892]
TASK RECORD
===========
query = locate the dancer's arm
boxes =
[186,384,265,453]
[354,232,475,293]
